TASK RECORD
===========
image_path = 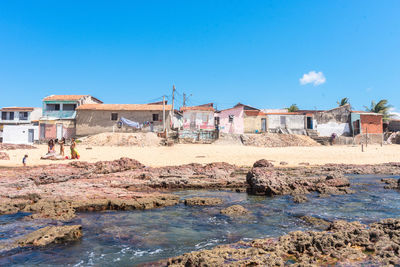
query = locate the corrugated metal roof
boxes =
[76,104,171,111]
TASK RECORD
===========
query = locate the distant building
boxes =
[179,104,216,142]
[265,112,307,135]
[350,111,383,135]
[75,103,172,136]
[39,95,103,140]
[312,104,352,137]
[0,107,42,144]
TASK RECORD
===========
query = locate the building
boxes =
[216,103,264,135]
[243,110,268,133]
[312,104,352,137]
[389,120,400,132]
[75,103,172,136]
[350,111,383,135]
[265,112,307,134]
[179,104,216,141]
[0,107,42,144]
[39,95,103,140]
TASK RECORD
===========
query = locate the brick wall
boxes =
[360,115,383,134]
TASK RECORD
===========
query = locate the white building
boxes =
[0,107,42,144]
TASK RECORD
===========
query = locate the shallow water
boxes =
[1,175,399,266]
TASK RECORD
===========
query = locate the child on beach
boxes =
[59,137,65,156]
[22,154,28,166]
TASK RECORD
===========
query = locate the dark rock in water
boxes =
[166,218,400,266]
[292,194,308,203]
[17,225,82,247]
[184,197,223,206]
[299,215,330,229]
[220,205,249,216]
[279,161,288,165]
[252,159,274,168]
[381,178,400,190]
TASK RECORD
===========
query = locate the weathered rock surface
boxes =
[292,194,308,203]
[0,144,37,150]
[299,215,330,229]
[17,225,82,247]
[184,197,223,206]
[382,178,400,190]
[246,162,353,197]
[165,218,400,266]
[220,205,249,216]
[0,152,10,160]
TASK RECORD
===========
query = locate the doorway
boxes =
[261,118,267,132]
[306,117,313,129]
[40,124,46,139]
[28,129,34,143]
[56,124,63,140]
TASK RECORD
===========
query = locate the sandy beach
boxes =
[1,143,399,168]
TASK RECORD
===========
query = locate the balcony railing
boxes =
[42,110,76,119]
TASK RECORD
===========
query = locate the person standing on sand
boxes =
[22,154,28,166]
[70,138,79,159]
[48,139,55,154]
[59,137,65,156]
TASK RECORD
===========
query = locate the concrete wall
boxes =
[3,125,39,144]
[314,105,351,137]
[267,115,305,130]
[182,110,215,130]
[76,110,171,136]
[244,115,267,133]
[217,106,244,134]
[39,120,76,140]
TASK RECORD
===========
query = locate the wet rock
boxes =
[17,225,82,247]
[220,205,249,216]
[184,197,223,206]
[381,178,400,190]
[299,162,310,166]
[279,161,288,165]
[0,152,10,160]
[166,218,400,266]
[252,159,274,168]
[299,215,330,229]
[292,194,308,203]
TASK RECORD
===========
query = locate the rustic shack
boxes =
[313,104,352,137]
[265,112,307,134]
[75,104,171,136]
[179,104,216,142]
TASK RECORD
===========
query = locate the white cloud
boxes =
[299,71,326,86]
[389,108,400,120]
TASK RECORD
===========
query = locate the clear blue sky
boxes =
[0,0,399,111]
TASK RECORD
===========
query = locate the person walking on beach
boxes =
[22,154,28,166]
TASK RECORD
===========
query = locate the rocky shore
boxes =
[0,157,399,264]
[165,218,400,266]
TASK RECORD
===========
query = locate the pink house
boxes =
[216,103,262,134]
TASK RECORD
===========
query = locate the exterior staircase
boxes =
[307,130,331,145]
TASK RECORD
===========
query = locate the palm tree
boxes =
[337,97,349,106]
[287,104,299,112]
[364,99,392,121]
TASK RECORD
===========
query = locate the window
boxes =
[1,112,6,120]
[63,104,76,111]
[280,116,286,126]
[229,115,234,123]
[111,113,118,121]
[9,112,14,120]
[152,114,159,121]
[47,104,60,111]
[19,112,28,120]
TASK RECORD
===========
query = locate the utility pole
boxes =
[172,85,175,112]
[162,95,166,132]
[183,93,186,107]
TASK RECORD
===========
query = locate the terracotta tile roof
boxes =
[244,110,266,116]
[1,107,35,111]
[76,104,172,111]
[180,106,215,112]
[43,95,88,101]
